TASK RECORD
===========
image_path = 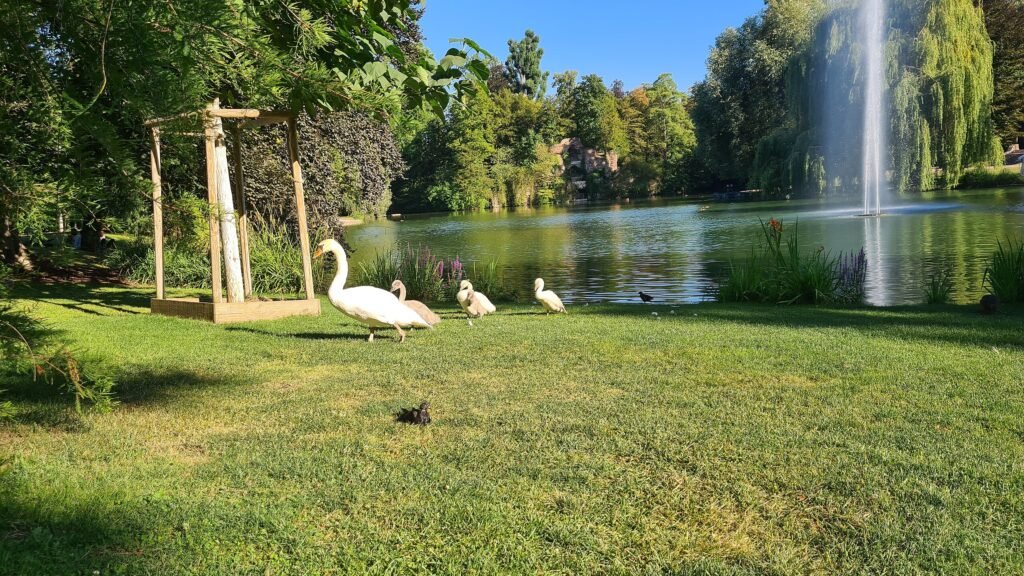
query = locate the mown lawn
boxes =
[1,284,1023,575]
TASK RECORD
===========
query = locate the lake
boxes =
[347,188,1024,305]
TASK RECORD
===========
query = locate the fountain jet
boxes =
[861,0,886,216]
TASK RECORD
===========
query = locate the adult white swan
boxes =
[314,239,431,342]
[533,278,566,314]
[455,280,496,326]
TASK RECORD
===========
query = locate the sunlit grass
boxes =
[2,285,1023,575]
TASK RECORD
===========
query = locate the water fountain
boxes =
[861,0,886,216]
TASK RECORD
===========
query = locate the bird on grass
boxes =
[314,239,431,343]
[390,280,442,326]
[638,291,655,303]
[397,402,431,425]
[456,280,496,326]
[534,278,566,314]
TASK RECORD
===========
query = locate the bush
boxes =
[984,238,1024,303]
[718,219,866,304]
[956,167,1024,189]
[924,269,954,304]
[356,244,516,304]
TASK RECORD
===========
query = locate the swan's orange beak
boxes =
[313,247,323,258]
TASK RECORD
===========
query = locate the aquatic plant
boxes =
[983,238,1024,303]
[924,269,954,305]
[718,219,866,305]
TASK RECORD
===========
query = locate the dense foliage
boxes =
[0,0,487,265]
[241,112,405,225]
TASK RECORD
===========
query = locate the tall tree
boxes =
[572,75,627,153]
[985,0,1024,149]
[691,0,824,187]
[504,30,549,100]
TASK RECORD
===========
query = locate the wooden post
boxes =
[149,127,165,300]
[287,116,315,300]
[230,124,253,299]
[204,106,224,303]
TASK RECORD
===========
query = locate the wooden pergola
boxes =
[145,101,320,323]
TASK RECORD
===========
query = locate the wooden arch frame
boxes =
[145,101,320,323]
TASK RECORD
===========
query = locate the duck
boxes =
[455,280,496,326]
[533,278,566,314]
[314,239,431,342]
[390,280,442,326]
[638,291,655,303]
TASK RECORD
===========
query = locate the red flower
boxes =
[768,218,783,233]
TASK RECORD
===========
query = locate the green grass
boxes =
[2,285,1024,575]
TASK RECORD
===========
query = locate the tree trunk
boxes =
[211,113,245,303]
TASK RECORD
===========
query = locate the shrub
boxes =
[984,238,1024,303]
[956,167,1024,189]
[924,269,954,304]
[718,219,866,305]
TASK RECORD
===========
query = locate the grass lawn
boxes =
[2,284,1023,575]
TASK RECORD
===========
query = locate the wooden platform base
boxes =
[151,297,321,324]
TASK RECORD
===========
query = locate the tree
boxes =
[985,0,1024,149]
[691,0,824,187]
[504,30,549,100]
[572,75,627,153]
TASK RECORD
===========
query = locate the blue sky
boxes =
[419,0,765,92]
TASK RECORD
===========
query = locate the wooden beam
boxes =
[238,115,293,129]
[204,106,224,303]
[230,124,253,299]
[287,117,315,301]
[207,108,262,119]
[207,109,292,122]
[149,127,165,300]
[144,109,201,127]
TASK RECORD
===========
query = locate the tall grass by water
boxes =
[718,219,866,304]
[107,215,330,296]
[984,238,1024,303]
[356,244,516,303]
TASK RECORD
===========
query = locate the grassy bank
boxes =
[2,285,1023,574]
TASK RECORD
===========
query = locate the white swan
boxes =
[533,278,566,314]
[390,280,442,326]
[314,239,431,342]
[455,280,496,326]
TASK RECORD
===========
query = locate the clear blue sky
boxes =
[419,0,765,92]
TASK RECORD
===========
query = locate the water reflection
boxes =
[348,188,1024,305]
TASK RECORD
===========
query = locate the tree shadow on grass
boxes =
[0,474,159,575]
[1,368,238,429]
[224,326,370,341]
[9,282,150,316]
[590,303,1024,350]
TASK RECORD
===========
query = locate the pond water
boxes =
[347,187,1024,305]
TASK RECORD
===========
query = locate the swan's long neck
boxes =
[397,283,407,302]
[328,245,348,292]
